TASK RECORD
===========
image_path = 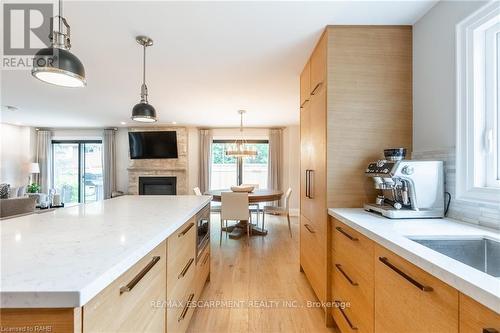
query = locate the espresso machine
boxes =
[364,148,445,219]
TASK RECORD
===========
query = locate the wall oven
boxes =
[196,204,210,262]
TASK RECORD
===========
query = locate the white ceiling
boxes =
[1,1,437,128]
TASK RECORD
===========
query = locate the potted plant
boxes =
[26,183,44,205]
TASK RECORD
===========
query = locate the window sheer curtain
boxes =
[36,130,53,194]
[199,129,213,193]
[268,128,283,194]
[102,129,116,199]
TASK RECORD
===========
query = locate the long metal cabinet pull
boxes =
[178,222,194,237]
[120,256,160,294]
[335,226,358,241]
[304,224,315,234]
[311,82,323,95]
[308,170,314,199]
[379,257,433,292]
[178,257,195,279]
[483,329,499,333]
[305,170,310,198]
[178,293,195,322]
[335,301,358,330]
[335,264,358,286]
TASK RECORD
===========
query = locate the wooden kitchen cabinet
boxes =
[331,218,374,333]
[374,244,459,333]
[460,293,500,333]
[299,26,412,325]
[83,241,167,333]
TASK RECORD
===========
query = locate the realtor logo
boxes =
[2,2,52,69]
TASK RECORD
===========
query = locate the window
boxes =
[210,140,269,190]
[52,141,103,203]
[457,2,500,203]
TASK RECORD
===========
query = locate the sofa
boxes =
[0,183,36,219]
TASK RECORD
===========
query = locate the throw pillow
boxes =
[0,184,10,199]
[18,185,27,197]
[8,186,19,198]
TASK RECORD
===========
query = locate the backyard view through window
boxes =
[210,141,269,189]
[52,141,103,203]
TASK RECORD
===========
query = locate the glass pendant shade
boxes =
[225,110,257,157]
[32,47,86,87]
[132,102,157,122]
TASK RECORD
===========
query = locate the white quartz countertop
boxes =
[328,208,500,314]
[0,195,212,308]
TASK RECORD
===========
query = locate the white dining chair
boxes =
[194,187,221,215]
[241,183,261,224]
[221,192,252,245]
[262,188,292,237]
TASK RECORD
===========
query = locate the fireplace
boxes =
[138,177,177,195]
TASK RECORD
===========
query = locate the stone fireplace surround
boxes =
[127,127,188,195]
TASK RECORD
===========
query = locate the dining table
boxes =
[205,189,284,239]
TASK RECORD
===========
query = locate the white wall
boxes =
[0,123,36,186]
[413,0,487,152]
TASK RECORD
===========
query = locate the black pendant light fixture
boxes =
[32,0,86,87]
[131,36,157,123]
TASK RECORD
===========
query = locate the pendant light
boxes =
[32,0,86,87]
[225,110,257,157]
[131,36,157,123]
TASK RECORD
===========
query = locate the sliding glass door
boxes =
[52,141,103,203]
[210,140,269,190]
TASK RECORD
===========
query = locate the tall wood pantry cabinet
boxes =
[299,25,413,324]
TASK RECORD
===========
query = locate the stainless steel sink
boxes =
[409,238,500,278]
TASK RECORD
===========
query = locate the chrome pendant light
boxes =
[131,36,157,123]
[225,110,257,157]
[32,0,86,87]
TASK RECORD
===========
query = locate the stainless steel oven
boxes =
[196,204,210,262]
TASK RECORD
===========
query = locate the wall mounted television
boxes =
[129,131,178,159]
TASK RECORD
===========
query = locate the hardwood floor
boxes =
[187,213,337,333]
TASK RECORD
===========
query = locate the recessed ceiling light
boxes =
[120,121,127,125]
[172,121,177,125]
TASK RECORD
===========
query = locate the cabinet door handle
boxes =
[178,293,195,322]
[335,264,358,286]
[334,300,358,330]
[335,226,358,241]
[311,82,323,95]
[304,224,315,234]
[308,170,314,199]
[305,170,310,198]
[178,222,194,237]
[379,257,433,292]
[178,257,195,279]
[120,256,160,294]
[300,99,309,109]
[483,329,499,333]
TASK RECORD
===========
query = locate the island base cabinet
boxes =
[0,308,82,333]
[374,244,458,333]
[460,293,500,333]
[82,241,167,333]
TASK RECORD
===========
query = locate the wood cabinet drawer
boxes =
[195,246,210,299]
[167,218,196,303]
[460,293,500,333]
[83,241,166,333]
[374,244,458,333]
[333,218,374,283]
[167,288,196,333]
[300,214,326,302]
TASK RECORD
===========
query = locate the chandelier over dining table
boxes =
[225,110,258,157]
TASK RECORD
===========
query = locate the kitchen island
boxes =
[0,195,212,332]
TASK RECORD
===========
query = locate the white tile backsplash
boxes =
[412,149,500,230]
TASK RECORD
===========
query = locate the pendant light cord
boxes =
[143,44,146,86]
[58,0,62,33]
